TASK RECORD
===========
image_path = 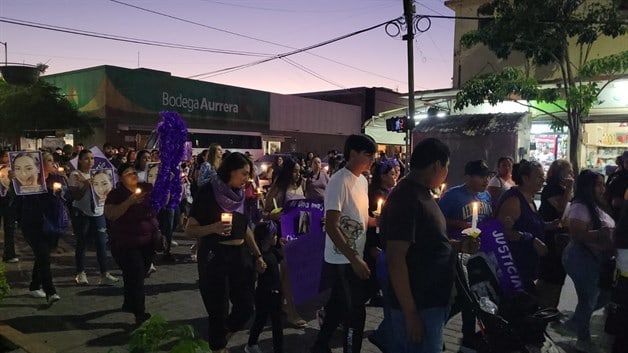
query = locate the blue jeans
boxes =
[562,241,610,341]
[73,210,109,274]
[388,306,450,353]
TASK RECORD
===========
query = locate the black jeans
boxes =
[198,243,255,350]
[22,225,57,296]
[111,246,153,317]
[1,203,17,260]
[158,208,175,253]
[248,289,283,353]
[313,263,368,353]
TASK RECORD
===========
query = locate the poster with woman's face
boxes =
[8,151,46,195]
[90,168,114,207]
[146,162,160,186]
[0,165,10,197]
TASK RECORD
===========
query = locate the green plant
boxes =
[129,314,211,353]
[0,263,10,303]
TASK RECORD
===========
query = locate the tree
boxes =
[453,0,628,173]
[0,79,95,144]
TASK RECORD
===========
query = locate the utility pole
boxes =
[403,0,415,171]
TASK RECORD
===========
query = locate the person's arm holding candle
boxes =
[104,191,145,222]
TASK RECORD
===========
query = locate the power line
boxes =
[0,16,274,57]
[188,17,400,80]
[281,57,346,89]
[110,0,407,84]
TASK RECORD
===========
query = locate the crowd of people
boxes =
[1,138,627,353]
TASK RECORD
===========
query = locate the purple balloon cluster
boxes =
[150,111,188,211]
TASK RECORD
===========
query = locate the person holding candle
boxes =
[365,158,399,350]
[438,159,492,352]
[14,151,68,303]
[495,160,559,293]
[262,157,308,329]
[68,149,119,285]
[104,163,157,325]
[185,152,266,353]
[0,150,19,263]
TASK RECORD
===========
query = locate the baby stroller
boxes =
[455,253,561,353]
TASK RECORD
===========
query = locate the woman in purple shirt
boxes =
[496,160,559,292]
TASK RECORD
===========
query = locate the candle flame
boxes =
[135,188,142,194]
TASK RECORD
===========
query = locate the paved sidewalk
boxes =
[0,231,614,353]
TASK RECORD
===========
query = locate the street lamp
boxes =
[385,0,431,171]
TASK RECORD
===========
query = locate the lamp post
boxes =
[385,1,431,171]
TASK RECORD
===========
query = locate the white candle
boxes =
[221,212,233,225]
[52,182,62,191]
[135,188,142,195]
[273,198,278,210]
[441,183,446,194]
[471,201,478,229]
[57,167,64,173]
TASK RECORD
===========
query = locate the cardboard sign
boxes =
[280,199,326,304]
[8,151,47,195]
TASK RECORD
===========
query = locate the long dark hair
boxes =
[216,152,249,185]
[371,158,397,190]
[274,157,299,191]
[573,169,607,230]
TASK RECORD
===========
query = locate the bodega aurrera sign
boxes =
[162,91,240,114]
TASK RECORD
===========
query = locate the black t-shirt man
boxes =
[381,177,454,309]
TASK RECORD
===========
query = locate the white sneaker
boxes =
[99,272,120,285]
[75,272,89,285]
[148,263,157,274]
[28,289,46,298]
[244,344,264,353]
[574,339,601,353]
[5,257,19,263]
[47,294,61,304]
[170,240,179,247]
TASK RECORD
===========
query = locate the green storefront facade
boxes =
[44,65,271,148]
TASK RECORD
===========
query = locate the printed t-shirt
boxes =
[323,167,369,264]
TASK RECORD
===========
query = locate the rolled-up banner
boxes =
[477,218,524,295]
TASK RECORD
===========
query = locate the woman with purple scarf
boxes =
[186,152,266,353]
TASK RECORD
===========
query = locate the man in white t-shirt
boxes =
[311,135,377,353]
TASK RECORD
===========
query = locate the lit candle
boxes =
[273,198,278,210]
[135,188,142,195]
[57,167,64,173]
[471,202,478,229]
[257,187,263,195]
[374,198,383,216]
[181,172,186,177]
[441,183,446,194]
[52,182,62,191]
[221,212,233,225]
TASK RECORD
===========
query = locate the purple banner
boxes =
[477,218,524,295]
[280,199,326,305]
